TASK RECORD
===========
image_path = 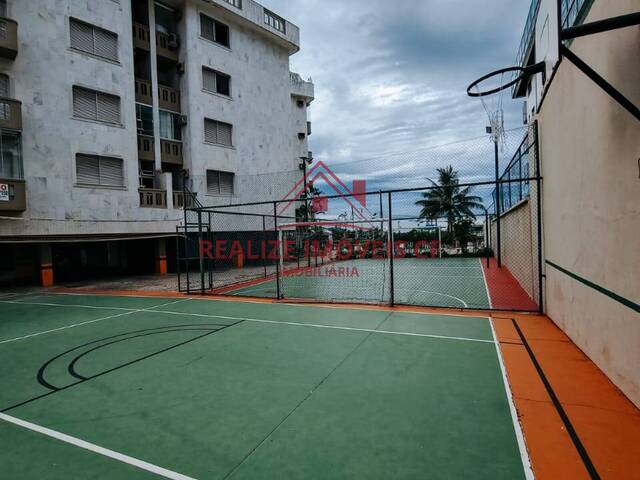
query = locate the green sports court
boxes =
[0,292,531,479]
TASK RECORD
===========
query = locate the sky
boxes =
[262,0,533,222]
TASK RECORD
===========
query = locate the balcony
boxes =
[160,139,183,165]
[0,17,18,60]
[290,72,314,102]
[135,79,153,105]
[132,22,151,51]
[0,178,26,212]
[137,134,155,162]
[172,191,197,209]
[0,97,21,130]
[139,188,167,208]
[156,31,179,62]
[158,85,180,113]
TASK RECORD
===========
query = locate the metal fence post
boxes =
[274,202,281,300]
[262,215,268,278]
[494,139,502,267]
[388,192,395,307]
[534,120,545,314]
[197,211,205,295]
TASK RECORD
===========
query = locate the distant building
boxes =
[0,0,314,285]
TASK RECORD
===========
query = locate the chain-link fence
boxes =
[178,123,542,312]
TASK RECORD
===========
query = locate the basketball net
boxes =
[475,71,507,153]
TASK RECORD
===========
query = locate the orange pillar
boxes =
[40,244,54,287]
[155,238,168,275]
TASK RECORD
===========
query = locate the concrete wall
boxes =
[537,0,640,407]
[490,197,540,306]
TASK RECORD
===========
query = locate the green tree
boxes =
[415,166,484,233]
[453,218,474,253]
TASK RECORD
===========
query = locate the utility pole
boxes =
[299,154,313,267]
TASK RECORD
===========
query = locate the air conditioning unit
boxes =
[307,151,313,160]
[176,62,185,75]
[168,33,179,49]
[178,115,188,126]
[298,132,306,140]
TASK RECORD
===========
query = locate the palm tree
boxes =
[416,166,484,233]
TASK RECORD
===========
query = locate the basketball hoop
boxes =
[467,62,545,152]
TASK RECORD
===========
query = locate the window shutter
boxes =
[204,119,218,144]
[217,122,232,146]
[70,19,95,54]
[206,170,219,195]
[94,28,118,61]
[96,92,121,124]
[76,154,100,185]
[200,14,214,41]
[99,157,124,186]
[219,172,234,195]
[73,87,98,120]
[202,68,217,93]
[0,74,9,97]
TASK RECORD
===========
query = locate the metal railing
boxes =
[515,0,541,68]
[492,135,531,213]
[560,0,593,29]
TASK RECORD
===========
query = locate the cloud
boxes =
[264,0,531,191]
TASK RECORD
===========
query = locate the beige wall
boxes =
[490,197,540,306]
[538,0,640,407]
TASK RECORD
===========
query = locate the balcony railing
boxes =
[160,139,183,165]
[139,188,167,208]
[0,17,18,60]
[561,0,592,29]
[156,31,179,61]
[132,22,151,51]
[0,178,26,212]
[172,191,197,209]
[158,85,180,112]
[135,79,153,106]
[137,134,155,162]
[0,97,21,130]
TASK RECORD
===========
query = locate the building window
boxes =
[159,110,182,141]
[200,13,230,48]
[206,170,234,196]
[70,18,119,62]
[204,118,233,147]
[76,154,124,188]
[202,67,231,97]
[0,130,23,180]
[73,86,121,125]
[136,103,153,135]
[264,9,285,34]
[0,1,6,18]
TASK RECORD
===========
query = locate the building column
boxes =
[155,238,167,275]
[40,243,54,287]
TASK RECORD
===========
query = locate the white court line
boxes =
[0,299,190,345]
[489,319,534,480]
[0,413,196,480]
[0,299,493,344]
[479,258,493,309]
[144,309,495,344]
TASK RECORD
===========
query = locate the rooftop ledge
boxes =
[196,0,301,54]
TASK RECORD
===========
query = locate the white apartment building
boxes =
[0,0,314,286]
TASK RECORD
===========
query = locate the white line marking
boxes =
[0,298,492,343]
[0,299,190,345]
[145,309,495,344]
[0,413,196,480]
[489,319,534,480]
[479,258,493,309]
